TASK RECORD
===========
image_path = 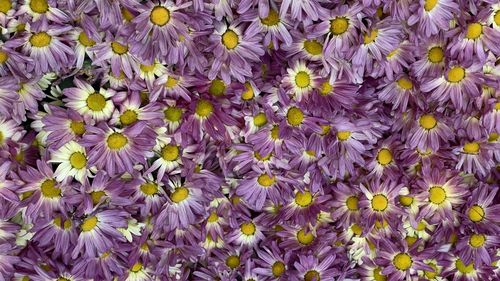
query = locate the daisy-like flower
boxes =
[130,176,167,217]
[281,189,330,225]
[411,37,446,79]
[81,122,155,176]
[0,39,31,79]
[282,30,325,62]
[377,74,417,112]
[109,91,163,127]
[63,79,114,122]
[456,231,499,267]
[145,140,183,180]
[407,111,454,151]
[137,60,167,89]
[254,242,291,279]
[331,182,362,227]
[482,99,500,134]
[70,28,97,68]
[441,254,492,281]
[309,78,358,113]
[366,136,401,179]
[0,117,23,148]
[41,105,89,150]
[282,61,319,102]
[454,139,495,177]
[449,18,500,63]
[17,0,68,22]
[227,218,265,247]
[161,100,185,133]
[408,0,459,36]
[151,72,192,102]
[48,141,89,183]
[293,254,337,281]
[464,184,500,231]
[31,214,76,258]
[243,8,292,47]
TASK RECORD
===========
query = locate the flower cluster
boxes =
[0,0,500,280]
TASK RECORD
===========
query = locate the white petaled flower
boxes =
[49,141,89,183]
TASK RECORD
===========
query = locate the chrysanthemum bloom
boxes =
[308,78,358,113]
[366,136,401,179]
[81,122,155,176]
[41,105,89,150]
[63,79,115,122]
[226,218,265,248]
[411,38,446,79]
[241,8,292,50]
[377,74,418,112]
[48,141,89,183]
[145,140,183,180]
[254,242,291,279]
[0,39,31,78]
[31,214,76,259]
[0,117,23,149]
[293,254,337,281]
[72,209,129,258]
[282,30,326,62]
[359,257,389,281]
[281,61,319,102]
[17,0,68,22]
[482,99,500,132]
[456,231,499,267]
[331,182,362,228]
[281,189,330,225]
[448,18,500,62]
[454,139,495,177]
[407,0,459,36]
[151,73,192,102]
[70,28,98,69]
[72,250,126,280]
[109,92,163,128]
[407,111,454,151]
[441,254,494,281]
[130,176,167,217]
[207,22,265,83]
[464,184,500,232]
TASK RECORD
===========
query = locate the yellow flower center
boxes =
[304,270,320,281]
[428,186,446,205]
[170,187,189,203]
[351,223,362,236]
[303,40,323,55]
[254,152,272,161]
[377,148,393,165]
[226,255,240,269]
[447,67,465,83]
[150,6,170,26]
[122,8,134,21]
[253,112,268,127]
[69,152,87,169]
[30,32,52,47]
[330,17,349,35]
[270,125,280,140]
[495,102,500,111]
[393,253,412,271]
[494,11,500,26]
[164,106,183,122]
[90,190,105,205]
[424,0,438,11]
[111,41,128,55]
[161,145,179,161]
[424,263,439,279]
[53,216,72,230]
[0,0,12,14]
[337,131,351,141]
[466,23,483,40]
[207,211,219,222]
[428,46,444,63]
[140,64,155,73]
[0,132,4,144]
[320,125,331,135]
[261,9,280,26]
[195,99,214,117]
[209,79,226,96]
[346,196,359,211]
[363,29,378,44]
[81,216,98,232]
[397,77,413,90]
[468,204,485,222]
[371,194,388,211]
[78,32,95,47]
[295,191,313,207]
[241,82,254,100]
[40,179,61,198]
[106,132,128,150]
[0,50,7,64]
[469,234,486,248]
[319,82,332,96]
[272,261,285,277]
[222,30,239,50]
[296,229,314,245]
[373,267,387,281]
[287,107,304,126]
[257,173,275,187]
[488,132,499,142]
[140,182,158,196]
[131,262,142,272]
[419,114,437,130]
[30,0,48,13]
[456,259,474,274]
[240,222,256,235]
[164,76,178,88]
[463,142,480,154]
[399,195,414,206]
[120,110,138,126]
[86,92,107,112]
[295,71,311,88]
[415,221,426,231]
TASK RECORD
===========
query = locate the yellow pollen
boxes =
[140,182,158,196]
[397,77,413,90]
[240,222,256,235]
[272,261,285,277]
[287,107,304,126]
[254,152,271,161]
[463,142,480,154]
[306,150,315,157]
[428,186,446,205]
[330,17,349,35]
[419,114,437,130]
[241,82,254,100]
[69,152,86,169]
[81,216,98,232]
[424,263,439,279]
[120,110,138,126]
[319,82,333,95]
[195,99,214,117]
[415,221,426,231]
[297,229,314,245]
[295,71,311,88]
[393,253,412,271]
[456,259,474,274]
[337,131,351,141]
[424,0,438,11]
[494,11,500,26]
[86,93,106,111]
[90,190,105,205]
[111,41,128,55]
[150,6,170,26]
[40,179,61,198]
[257,174,275,187]
[351,223,362,236]
[495,102,500,110]
[375,219,389,229]
[30,32,52,47]
[447,67,465,83]
[466,23,483,40]
[209,79,226,96]
[122,8,134,21]
[304,270,320,281]
[0,0,12,14]
[78,32,95,47]
[222,30,239,50]
[373,267,387,281]
[399,195,414,206]
[161,145,179,161]
[363,29,378,44]
[261,9,280,26]
[270,125,280,140]
[371,194,388,211]
[405,236,417,246]
[468,205,485,222]
[30,0,49,13]
[428,47,443,63]
[131,262,142,272]
[321,125,331,135]
[377,148,393,165]
[253,112,267,127]
[488,132,499,142]
[140,64,155,73]
[165,76,177,88]
[469,234,486,248]
[170,187,189,203]
[303,40,323,55]
[0,50,7,64]
[346,196,359,211]
[295,191,313,207]
[226,255,240,269]
[164,106,183,122]
[207,211,218,223]
[107,133,128,150]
